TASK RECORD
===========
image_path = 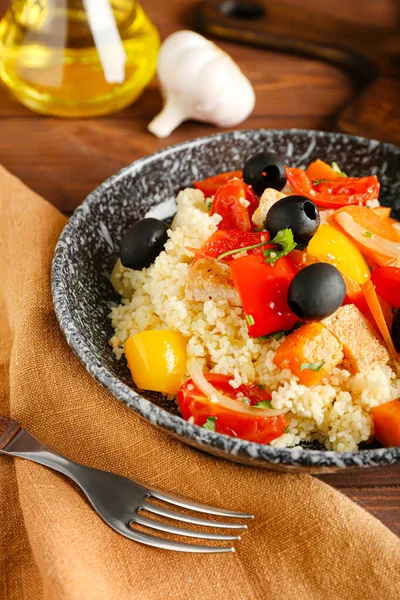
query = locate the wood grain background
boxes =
[0,0,399,534]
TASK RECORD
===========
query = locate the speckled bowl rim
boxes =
[52,128,400,469]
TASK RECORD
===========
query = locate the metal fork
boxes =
[0,416,253,553]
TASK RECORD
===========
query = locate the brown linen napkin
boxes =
[0,164,399,600]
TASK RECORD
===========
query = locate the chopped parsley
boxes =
[331,161,347,177]
[313,179,328,185]
[258,384,265,390]
[255,400,273,409]
[217,239,271,260]
[242,397,251,406]
[300,359,325,372]
[270,330,286,341]
[203,416,217,431]
[263,228,297,266]
[254,226,266,232]
[246,314,255,326]
[284,427,290,433]
[363,231,373,238]
[258,322,304,342]
[206,200,212,211]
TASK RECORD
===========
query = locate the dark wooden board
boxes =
[196,0,400,144]
[0,0,399,535]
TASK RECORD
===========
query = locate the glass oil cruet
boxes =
[0,0,160,116]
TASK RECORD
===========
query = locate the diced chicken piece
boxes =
[185,258,242,306]
[274,322,343,386]
[251,188,286,227]
[322,304,389,374]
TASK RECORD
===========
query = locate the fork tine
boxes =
[141,502,247,529]
[116,523,235,553]
[132,514,241,541]
[149,489,254,519]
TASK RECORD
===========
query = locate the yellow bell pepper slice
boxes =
[308,223,370,284]
[124,330,186,395]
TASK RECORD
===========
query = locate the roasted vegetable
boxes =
[305,159,342,182]
[371,267,400,309]
[178,372,287,443]
[194,229,270,263]
[124,330,186,394]
[230,254,298,337]
[286,167,380,209]
[194,170,243,197]
[361,279,398,362]
[372,399,400,447]
[273,322,343,386]
[210,178,257,230]
[331,206,400,267]
[307,222,370,284]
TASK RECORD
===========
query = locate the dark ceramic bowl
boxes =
[52,129,400,473]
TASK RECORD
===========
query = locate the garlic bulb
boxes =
[148,30,255,138]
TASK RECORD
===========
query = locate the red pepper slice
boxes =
[196,230,270,263]
[178,373,287,444]
[194,170,243,197]
[230,254,298,337]
[210,179,253,231]
[286,167,380,209]
[371,267,400,309]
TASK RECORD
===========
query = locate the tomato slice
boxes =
[178,374,287,444]
[286,167,380,209]
[244,184,259,219]
[210,179,253,231]
[194,170,243,198]
[230,254,298,337]
[196,230,270,263]
[371,267,400,308]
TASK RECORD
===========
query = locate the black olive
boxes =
[120,218,169,270]
[392,310,400,352]
[243,151,286,195]
[288,263,346,320]
[265,196,319,243]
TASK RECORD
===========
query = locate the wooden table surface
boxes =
[1,0,399,535]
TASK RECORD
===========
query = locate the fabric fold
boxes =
[0,165,399,600]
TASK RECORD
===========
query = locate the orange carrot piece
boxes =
[305,159,341,182]
[361,279,398,361]
[331,206,400,267]
[373,206,391,219]
[273,323,343,387]
[372,399,400,447]
[332,206,400,242]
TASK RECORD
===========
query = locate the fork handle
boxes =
[0,416,88,486]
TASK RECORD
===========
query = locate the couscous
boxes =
[109,152,400,451]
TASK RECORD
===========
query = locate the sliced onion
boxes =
[336,213,400,259]
[191,371,288,417]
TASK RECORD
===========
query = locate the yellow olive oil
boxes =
[0,0,160,117]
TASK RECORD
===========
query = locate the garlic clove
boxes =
[147,96,188,139]
[148,30,255,138]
